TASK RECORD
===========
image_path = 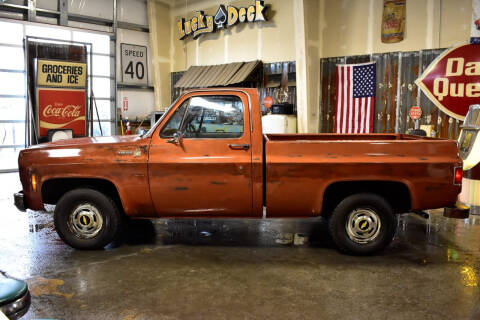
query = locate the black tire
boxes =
[409,129,427,136]
[328,193,396,255]
[54,188,122,250]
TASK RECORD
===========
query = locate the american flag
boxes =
[335,62,376,133]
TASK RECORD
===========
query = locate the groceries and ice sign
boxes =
[37,59,86,88]
[416,44,480,120]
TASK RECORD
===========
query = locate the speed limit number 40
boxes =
[121,43,148,85]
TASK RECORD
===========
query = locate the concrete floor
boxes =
[1,173,480,319]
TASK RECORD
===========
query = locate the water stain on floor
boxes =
[27,276,74,300]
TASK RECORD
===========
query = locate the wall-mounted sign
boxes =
[263,96,273,109]
[177,0,267,40]
[409,106,422,120]
[381,0,406,43]
[37,59,86,88]
[121,43,148,85]
[415,43,480,120]
[37,88,86,137]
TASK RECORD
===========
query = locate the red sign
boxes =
[416,43,480,120]
[37,88,86,137]
[409,106,422,120]
[123,97,128,111]
[263,96,273,109]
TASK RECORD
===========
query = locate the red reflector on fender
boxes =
[454,167,463,185]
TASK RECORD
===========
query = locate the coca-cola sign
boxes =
[37,88,86,137]
[416,43,480,120]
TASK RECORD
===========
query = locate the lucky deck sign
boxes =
[177,0,267,40]
[37,88,86,137]
[416,43,480,120]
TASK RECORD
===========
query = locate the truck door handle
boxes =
[229,144,250,150]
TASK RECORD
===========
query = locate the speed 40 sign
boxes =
[121,43,148,85]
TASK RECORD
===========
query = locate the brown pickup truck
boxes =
[15,88,466,255]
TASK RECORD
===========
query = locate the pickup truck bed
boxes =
[265,133,461,217]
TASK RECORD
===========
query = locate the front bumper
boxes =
[13,191,26,212]
[444,202,470,219]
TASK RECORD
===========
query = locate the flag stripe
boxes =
[369,97,374,133]
[344,66,347,133]
[360,98,365,133]
[336,66,342,133]
[366,97,371,133]
[353,99,358,132]
[348,67,353,133]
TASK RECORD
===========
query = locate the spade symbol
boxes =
[214,5,227,29]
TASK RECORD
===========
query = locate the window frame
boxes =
[159,98,191,138]
[159,94,245,140]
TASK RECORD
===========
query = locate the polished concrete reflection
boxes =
[1,174,480,319]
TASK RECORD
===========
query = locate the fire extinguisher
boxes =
[125,121,131,135]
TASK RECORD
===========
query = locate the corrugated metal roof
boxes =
[174,65,201,88]
[174,60,261,88]
[226,60,260,85]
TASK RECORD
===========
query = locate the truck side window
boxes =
[160,99,189,137]
[180,95,244,139]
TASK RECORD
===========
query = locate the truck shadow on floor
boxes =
[119,217,335,249]
[114,213,464,259]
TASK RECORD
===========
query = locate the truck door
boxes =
[148,91,253,217]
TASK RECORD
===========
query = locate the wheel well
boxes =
[41,178,123,211]
[321,181,411,216]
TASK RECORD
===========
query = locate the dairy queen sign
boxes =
[416,43,480,120]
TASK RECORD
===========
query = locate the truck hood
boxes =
[26,135,144,150]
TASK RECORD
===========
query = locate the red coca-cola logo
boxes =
[416,43,480,120]
[38,89,86,137]
[42,104,82,118]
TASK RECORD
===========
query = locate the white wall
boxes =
[116,0,156,121]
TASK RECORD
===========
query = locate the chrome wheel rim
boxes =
[345,208,381,244]
[68,203,103,239]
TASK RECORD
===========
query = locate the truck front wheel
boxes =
[54,188,122,250]
[328,193,396,255]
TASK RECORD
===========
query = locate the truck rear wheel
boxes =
[328,193,396,255]
[54,188,122,250]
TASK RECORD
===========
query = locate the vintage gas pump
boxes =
[458,105,480,215]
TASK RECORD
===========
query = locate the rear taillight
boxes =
[454,167,463,185]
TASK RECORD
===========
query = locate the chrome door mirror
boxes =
[166,131,183,145]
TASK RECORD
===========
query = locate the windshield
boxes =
[141,97,181,138]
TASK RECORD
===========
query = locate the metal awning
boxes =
[174,60,261,89]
